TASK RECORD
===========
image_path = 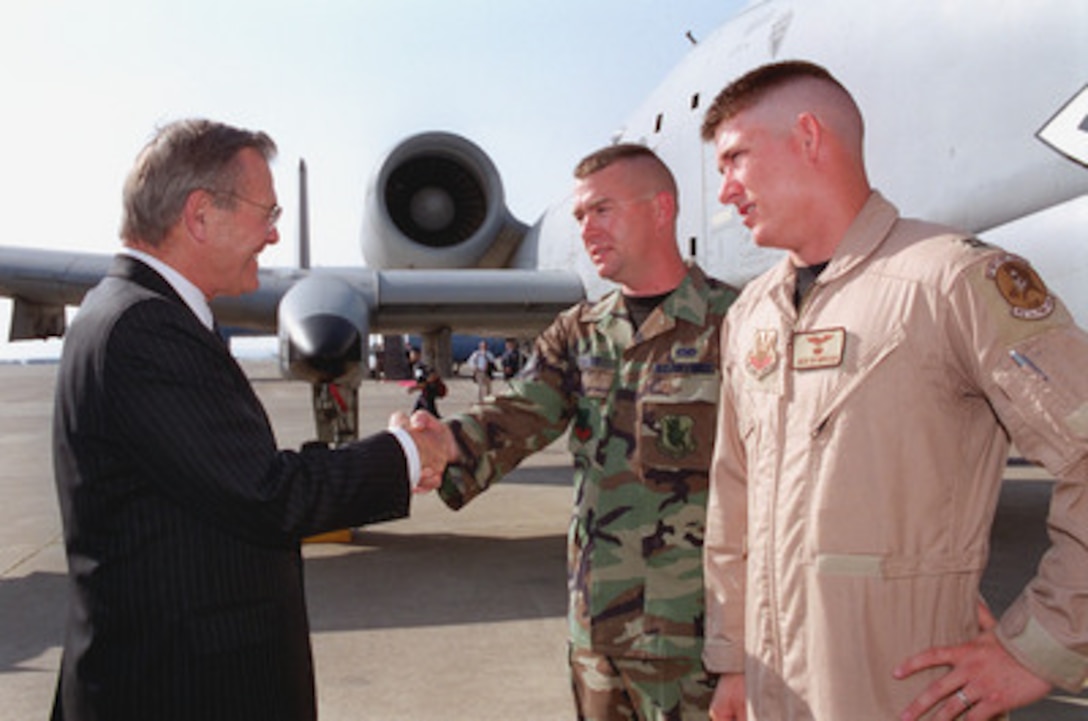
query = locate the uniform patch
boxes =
[670,344,700,363]
[653,362,716,374]
[656,414,697,459]
[792,328,846,370]
[986,254,1055,320]
[573,407,593,442]
[745,329,779,379]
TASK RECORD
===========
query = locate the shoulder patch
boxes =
[986,254,1055,320]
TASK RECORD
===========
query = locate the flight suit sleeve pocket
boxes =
[991,327,1088,472]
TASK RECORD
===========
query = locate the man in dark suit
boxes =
[50,119,450,721]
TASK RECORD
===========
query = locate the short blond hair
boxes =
[701,60,854,141]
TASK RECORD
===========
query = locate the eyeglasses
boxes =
[207,189,282,229]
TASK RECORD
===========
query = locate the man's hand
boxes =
[894,601,1052,720]
[388,410,459,492]
[709,673,746,721]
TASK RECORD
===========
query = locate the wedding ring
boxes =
[955,689,971,708]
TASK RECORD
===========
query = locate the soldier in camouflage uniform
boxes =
[438,144,739,720]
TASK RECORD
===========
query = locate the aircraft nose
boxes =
[284,314,363,384]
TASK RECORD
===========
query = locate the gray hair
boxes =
[120,118,276,246]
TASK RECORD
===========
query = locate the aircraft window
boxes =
[691,93,700,110]
[689,236,698,258]
[655,113,664,134]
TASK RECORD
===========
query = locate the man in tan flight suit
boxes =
[700,61,1088,720]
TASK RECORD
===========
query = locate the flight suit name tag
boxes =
[792,328,846,370]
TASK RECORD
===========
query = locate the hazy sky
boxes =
[0,1,747,267]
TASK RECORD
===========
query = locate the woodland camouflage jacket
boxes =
[440,264,738,660]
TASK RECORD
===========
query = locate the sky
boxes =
[0,0,748,358]
[0,1,748,262]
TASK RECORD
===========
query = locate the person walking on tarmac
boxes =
[407,347,446,418]
[466,340,496,402]
[499,338,524,387]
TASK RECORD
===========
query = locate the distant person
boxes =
[407,346,446,417]
[466,339,496,402]
[699,61,1088,720]
[499,337,524,385]
[418,144,739,719]
[50,118,450,721]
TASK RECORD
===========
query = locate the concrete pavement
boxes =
[0,359,1084,719]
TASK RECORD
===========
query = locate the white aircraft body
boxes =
[0,0,1085,442]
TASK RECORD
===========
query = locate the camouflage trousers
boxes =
[569,645,716,721]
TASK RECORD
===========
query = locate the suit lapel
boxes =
[110,255,226,349]
[110,254,183,302]
[109,255,266,417]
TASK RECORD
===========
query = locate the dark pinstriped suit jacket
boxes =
[51,255,411,721]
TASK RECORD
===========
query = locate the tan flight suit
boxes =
[704,193,1088,719]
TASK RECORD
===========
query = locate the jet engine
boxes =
[361,132,528,269]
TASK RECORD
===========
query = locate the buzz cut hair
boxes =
[573,143,678,203]
[574,143,659,179]
[700,60,850,141]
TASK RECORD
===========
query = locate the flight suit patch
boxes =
[987,254,1054,320]
[792,328,846,370]
[746,329,779,379]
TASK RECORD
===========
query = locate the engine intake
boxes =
[362,132,527,269]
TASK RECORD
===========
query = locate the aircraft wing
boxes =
[3,0,1087,443]
[0,233,583,444]
[0,246,583,365]
[0,247,113,340]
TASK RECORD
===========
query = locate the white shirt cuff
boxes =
[388,427,421,489]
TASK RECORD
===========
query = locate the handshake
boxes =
[388,410,460,492]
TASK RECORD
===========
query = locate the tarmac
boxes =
[1,358,1085,720]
